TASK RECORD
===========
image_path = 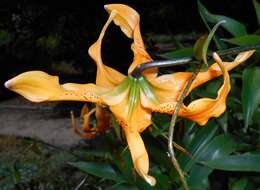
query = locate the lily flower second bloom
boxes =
[5,4,254,186]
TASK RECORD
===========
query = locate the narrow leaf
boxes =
[188,135,237,188]
[106,183,138,190]
[69,162,124,182]
[253,0,260,25]
[223,35,260,52]
[223,35,260,45]
[161,48,193,59]
[204,153,260,172]
[198,0,247,37]
[202,20,226,66]
[242,67,260,131]
[230,178,248,190]
[178,122,218,172]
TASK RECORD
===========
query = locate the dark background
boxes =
[0,0,257,99]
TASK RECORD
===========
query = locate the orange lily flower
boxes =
[4,4,254,186]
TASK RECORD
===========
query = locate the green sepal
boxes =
[102,78,130,99]
[127,77,140,122]
[138,76,160,105]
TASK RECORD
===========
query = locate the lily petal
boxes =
[147,52,231,125]
[189,50,255,91]
[124,127,156,186]
[179,52,230,125]
[109,98,151,132]
[147,50,254,94]
[105,4,157,77]
[88,10,126,87]
[108,91,155,184]
[5,71,107,103]
[75,105,111,138]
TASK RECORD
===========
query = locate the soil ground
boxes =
[0,97,82,148]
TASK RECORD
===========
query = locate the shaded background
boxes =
[0,0,257,99]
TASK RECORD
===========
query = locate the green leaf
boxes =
[106,183,138,190]
[198,0,247,37]
[69,162,124,182]
[188,135,237,189]
[112,116,122,141]
[10,165,21,184]
[178,122,218,173]
[202,20,226,66]
[0,30,12,46]
[193,35,207,61]
[145,135,172,170]
[230,178,248,190]
[223,35,260,45]
[253,0,260,25]
[113,149,134,181]
[242,67,260,131]
[161,48,193,59]
[204,153,260,172]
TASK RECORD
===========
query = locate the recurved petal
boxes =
[104,4,156,77]
[5,71,107,103]
[104,4,139,38]
[179,52,230,125]
[189,50,255,92]
[75,105,111,138]
[152,53,230,125]
[145,50,254,105]
[88,10,126,88]
[95,105,112,133]
[124,127,156,186]
[146,52,231,126]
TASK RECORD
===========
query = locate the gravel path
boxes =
[0,97,83,148]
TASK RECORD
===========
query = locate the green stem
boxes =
[168,63,202,190]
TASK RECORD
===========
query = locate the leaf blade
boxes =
[69,161,124,182]
[204,153,260,172]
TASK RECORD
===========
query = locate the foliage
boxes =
[0,136,76,190]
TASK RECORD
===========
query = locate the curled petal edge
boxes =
[147,52,231,126]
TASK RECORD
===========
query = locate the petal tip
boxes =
[145,175,156,186]
[4,79,12,89]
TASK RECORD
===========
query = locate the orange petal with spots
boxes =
[5,71,107,103]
